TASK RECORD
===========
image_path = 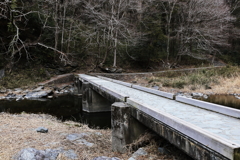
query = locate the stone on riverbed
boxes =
[25,90,52,99]
[128,148,148,160]
[13,148,61,160]
[191,92,204,97]
[0,88,7,93]
[33,86,44,92]
[13,148,78,160]
[66,133,89,141]
[36,127,48,133]
[66,133,94,147]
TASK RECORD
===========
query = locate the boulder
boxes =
[14,148,78,160]
[13,148,61,160]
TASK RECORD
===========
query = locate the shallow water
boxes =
[199,94,240,109]
[0,95,111,129]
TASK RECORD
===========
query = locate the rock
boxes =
[93,156,121,160]
[75,139,94,147]
[13,148,59,160]
[44,148,63,159]
[203,94,209,99]
[175,92,184,97]
[128,148,148,160]
[63,150,78,159]
[191,92,203,97]
[36,127,48,133]
[16,95,24,101]
[66,133,89,141]
[95,132,102,136]
[33,86,44,92]
[235,96,240,100]
[151,85,159,90]
[66,133,93,147]
[23,89,29,93]
[13,148,45,160]
[64,90,69,93]
[14,88,23,94]
[0,88,7,93]
[0,96,5,100]
[25,90,52,99]
[5,93,16,99]
[55,90,60,94]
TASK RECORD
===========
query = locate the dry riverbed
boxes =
[0,113,191,160]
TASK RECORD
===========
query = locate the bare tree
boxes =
[83,0,142,68]
[0,0,71,64]
[176,0,233,61]
[158,0,178,62]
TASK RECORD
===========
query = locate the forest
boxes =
[0,0,240,72]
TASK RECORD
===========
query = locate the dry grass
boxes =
[0,113,113,160]
[129,66,240,95]
[0,113,190,160]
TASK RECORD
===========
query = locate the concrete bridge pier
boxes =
[82,81,112,112]
[111,102,147,153]
[74,76,83,95]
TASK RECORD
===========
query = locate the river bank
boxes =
[0,113,192,160]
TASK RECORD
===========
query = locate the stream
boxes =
[0,94,111,129]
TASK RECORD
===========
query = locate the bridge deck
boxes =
[79,74,240,159]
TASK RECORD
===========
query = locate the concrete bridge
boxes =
[76,74,240,160]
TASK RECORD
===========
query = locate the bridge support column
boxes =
[74,76,82,95]
[111,102,147,153]
[82,81,111,112]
